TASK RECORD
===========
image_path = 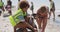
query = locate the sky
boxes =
[2,0,60,13]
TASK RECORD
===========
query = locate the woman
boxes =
[36,6,49,32]
[9,1,36,32]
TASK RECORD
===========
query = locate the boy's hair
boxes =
[19,1,30,9]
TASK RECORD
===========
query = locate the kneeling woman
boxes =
[36,6,49,32]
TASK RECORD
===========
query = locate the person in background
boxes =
[9,1,36,32]
[30,2,37,29]
[36,6,49,32]
[30,2,35,28]
[18,0,20,10]
[5,0,12,15]
[7,0,12,6]
[49,0,55,21]
[0,0,5,16]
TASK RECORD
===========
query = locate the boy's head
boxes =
[19,1,30,12]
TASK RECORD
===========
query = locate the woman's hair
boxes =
[19,1,30,9]
[40,6,46,13]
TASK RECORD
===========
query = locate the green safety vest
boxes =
[9,9,26,27]
[0,2,4,7]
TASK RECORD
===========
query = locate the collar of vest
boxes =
[18,8,26,16]
[18,8,22,11]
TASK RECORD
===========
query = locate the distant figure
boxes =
[5,0,12,15]
[30,2,34,12]
[30,2,35,28]
[0,0,5,16]
[18,0,20,9]
[36,6,49,32]
[49,0,55,21]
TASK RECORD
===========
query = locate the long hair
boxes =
[40,6,46,13]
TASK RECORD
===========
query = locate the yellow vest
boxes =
[9,8,26,27]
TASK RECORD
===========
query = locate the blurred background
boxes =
[0,0,60,32]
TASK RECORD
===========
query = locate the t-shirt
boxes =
[6,5,11,11]
[50,1,55,9]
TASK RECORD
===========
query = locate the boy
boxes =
[9,1,36,32]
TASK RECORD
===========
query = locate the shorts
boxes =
[50,8,55,12]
